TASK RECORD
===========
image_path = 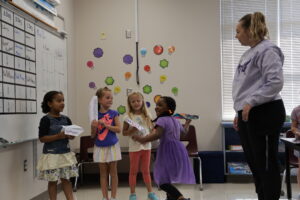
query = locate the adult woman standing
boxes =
[232,12,286,200]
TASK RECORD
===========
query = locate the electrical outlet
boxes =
[23,159,27,172]
[125,29,131,39]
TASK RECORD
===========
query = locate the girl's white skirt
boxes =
[93,142,122,163]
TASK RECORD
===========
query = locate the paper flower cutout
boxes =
[146,101,151,108]
[160,59,169,69]
[114,86,121,94]
[89,82,96,89]
[168,46,175,54]
[143,85,152,94]
[144,65,151,72]
[100,32,106,40]
[160,75,167,83]
[123,54,133,64]
[171,87,179,96]
[86,61,94,68]
[105,77,114,85]
[93,48,103,58]
[117,105,126,115]
[125,72,132,80]
[154,95,161,103]
[153,45,163,55]
[140,48,147,56]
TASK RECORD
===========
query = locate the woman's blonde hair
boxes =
[95,87,111,110]
[127,92,152,127]
[239,12,269,41]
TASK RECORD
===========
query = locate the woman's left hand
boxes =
[242,104,252,121]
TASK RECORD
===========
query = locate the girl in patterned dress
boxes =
[37,91,78,200]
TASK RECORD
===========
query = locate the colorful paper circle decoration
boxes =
[114,86,121,94]
[154,95,161,103]
[160,75,167,83]
[86,61,94,68]
[140,48,147,56]
[171,87,179,96]
[168,46,175,54]
[144,65,151,72]
[89,81,96,89]
[125,72,132,80]
[160,59,169,69]
[93,48,103,58]
[143,85,152,94]
[153,45,163,55]
[117,105,126,115]
[123,54,133,64]
[105,77,114,85]
[146,101,151,108]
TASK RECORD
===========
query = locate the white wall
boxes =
[73,0,222,151]
[0,1,76,199]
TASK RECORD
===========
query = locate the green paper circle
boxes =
[117,105,126,114]
[160,59,169,69]
[143,85,152,94]
[105,77,114,85]
[171,87,179,95]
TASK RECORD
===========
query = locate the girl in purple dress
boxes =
[133,96,195,200]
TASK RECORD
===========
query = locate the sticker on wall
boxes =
[140,48,147,56]
[160,75,167,83]
[168,46,175,54]
[93,48,103,58]
[114,86,121,94]
[160,59,169,69]
[105,77,114,85]
[144,65,151,72]
[86,61,94,68]
[100,32,107,40]
[171,87,179,96]
[125,72,132,80]
[154,95,161,103]
[117,105,126,115]
[143,85,152,94]
[153,45,163,55]
[89,81,96,89]
[127,88,133,96]
[146,101,151,108]
[123,54,133,64]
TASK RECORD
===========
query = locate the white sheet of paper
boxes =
[62,125,84,137]
[125,118,146,134]
[89,96,98,123]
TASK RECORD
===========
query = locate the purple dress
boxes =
[154,116,196,185]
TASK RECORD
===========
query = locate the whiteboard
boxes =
[0,5,67,144]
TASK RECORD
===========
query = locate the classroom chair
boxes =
[281,130,299,196]
[180,124,203,190]
[74,135,95,191]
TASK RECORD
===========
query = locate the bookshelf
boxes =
[221,121,291,182]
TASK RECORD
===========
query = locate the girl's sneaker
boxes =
[111,198,118,200]
[148,192,159,200]
[129,193,137,200]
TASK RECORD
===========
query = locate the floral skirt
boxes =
[37,152,78,182]
[38,164,78,182]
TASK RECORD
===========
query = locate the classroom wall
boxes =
[73,0,222,151]
[0,1,76,199]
